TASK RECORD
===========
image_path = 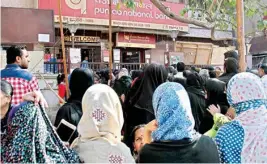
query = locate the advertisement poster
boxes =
[69,48,81,64]
[113,49,121,61]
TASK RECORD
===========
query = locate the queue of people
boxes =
[1,46,267,163]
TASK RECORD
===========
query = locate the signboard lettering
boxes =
[38,0,188,31]
[64,36,100,42]
[116,32,156,48]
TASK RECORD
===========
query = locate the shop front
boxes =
[64,35,101,62]
[115,32,156,64]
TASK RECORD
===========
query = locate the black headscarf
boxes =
[186,72,206,132]
[130,64,168,114]
[186,72,205,90]
[131,70,143,80]
[173,77,187,88]
[55,68,94,144]
[69,68,94,101]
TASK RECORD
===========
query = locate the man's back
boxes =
[1,64,39,105]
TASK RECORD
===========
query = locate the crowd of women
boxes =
[1,52,267,163]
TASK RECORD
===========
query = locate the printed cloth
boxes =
[0,64,39,105]
[71,84,134,163]
[261,75,267,95]
[215,72,267,163]
[152,82,200,141]
[1,102,80,163]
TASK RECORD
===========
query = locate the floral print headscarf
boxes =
[152,82,200,141]
[1,102,80,163]
[215,72,267,163]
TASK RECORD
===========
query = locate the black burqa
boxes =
[218,57,238,84]
[205,78,228,113]
[113,76,132,98]
[123,64,168,152]
[199,78,229,134]
[54,68,94,144]
[186,72,207,133]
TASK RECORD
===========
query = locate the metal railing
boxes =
[44,62,146,74]
[44,62,64,74]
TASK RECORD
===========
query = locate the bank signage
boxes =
[116,32,156,48]
[38,0,188,31]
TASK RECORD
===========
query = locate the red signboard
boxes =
[38,0,188,31]
[116,32,156,48]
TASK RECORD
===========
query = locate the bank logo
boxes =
[124,34,130,40]
[65,0,87,14]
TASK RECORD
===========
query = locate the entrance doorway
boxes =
[81,47,101,62]
[121,49,143,63]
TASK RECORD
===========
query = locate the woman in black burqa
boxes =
[199,78,229,134]
[186,72,207,133]
[123,63,168,152]
[54,68,94,144]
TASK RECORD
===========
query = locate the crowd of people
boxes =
[1,46,267,163]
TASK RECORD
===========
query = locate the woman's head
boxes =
[152,82,197,141]
[199,69,210,80]
[133,63,168,112]
[131,124,145,154]
[57,73,65,85]
[206,79,226,102]
[227,72,266,115]
[186,72,204,88]
[118,68,129,79]
[183,70,192,78]
[78,84,123,143]
[173,77,187,88]
[131,70,143,80]
[1,80,13,118]
[69,68,94,101]
[143,64,168,82]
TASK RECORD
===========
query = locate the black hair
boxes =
[130,124,145,154]
[57,73,65,85]
[6,45,27,64]
[224,50,238,60]
[1,80,13,107]
[131,124,145,144]
[260,63,267,74]
[209,70,217,78]
[177,62,185,72]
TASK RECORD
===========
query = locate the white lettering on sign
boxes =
[65,0,87,14]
